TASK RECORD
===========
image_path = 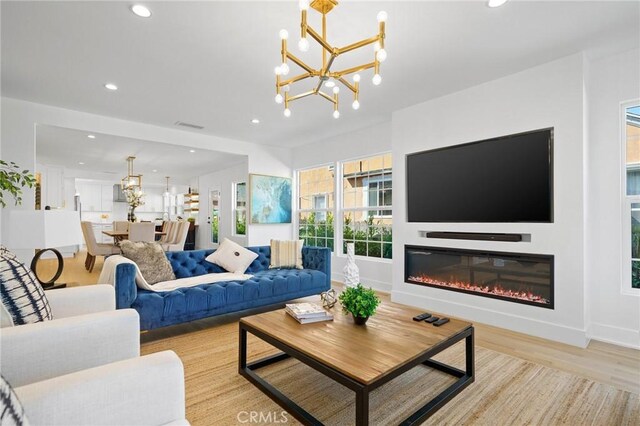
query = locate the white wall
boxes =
[391,54,587,347]
[197,160,248,249]
[0,97,293,257]
[585,48,640,349]
[292,122,393,290]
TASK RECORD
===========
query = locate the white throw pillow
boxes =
[270,239,304,269]
[206,238,258,274]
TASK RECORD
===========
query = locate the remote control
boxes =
[424,316,440,323]
[433,318,450,327]
[412,313,432,321]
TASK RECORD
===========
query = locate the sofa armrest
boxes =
[16,351,187,426]
[302,247,332,287]
[115,262,138,309]
[45,284,115,318]
[1,309,140,387]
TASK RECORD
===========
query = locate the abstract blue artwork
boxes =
[249,174,292,224]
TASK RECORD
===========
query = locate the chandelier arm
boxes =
[336,77,356,93]
[286,52,315,74]
[279,73,314,87]
[337,35,381,56]
[306,26,334,55]
[287,90,317,102]
[331,61,376,79]
[317,90,336,104]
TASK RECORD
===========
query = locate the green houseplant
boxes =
[339,283,381,325]
[0,160,36,208]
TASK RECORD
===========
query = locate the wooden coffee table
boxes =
[239,302,474,425]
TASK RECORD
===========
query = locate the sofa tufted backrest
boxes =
[165,247,272,278]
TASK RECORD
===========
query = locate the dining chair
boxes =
[113,221,130,233]
[128,222,155,242]
[159,221,174,244]
[162,221,190,251]
[80,221,120,272]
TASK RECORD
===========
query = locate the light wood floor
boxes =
[41,251,640,394]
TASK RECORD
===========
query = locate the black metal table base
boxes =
[239,322,474,426]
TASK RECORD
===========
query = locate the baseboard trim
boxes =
[331,272,393,293]
[392,290,589,348]
[588,322,640,350]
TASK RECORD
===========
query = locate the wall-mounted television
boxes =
[406,128,553,223]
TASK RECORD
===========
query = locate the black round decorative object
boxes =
[353,315,369,325]
[30,248,66,289]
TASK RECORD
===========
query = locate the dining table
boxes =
[102,230,166,244]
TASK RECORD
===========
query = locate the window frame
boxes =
[233,181,247,237]
[295,163,336,252]
[621,100,640,296]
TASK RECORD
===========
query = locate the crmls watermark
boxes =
[236,411,289,424]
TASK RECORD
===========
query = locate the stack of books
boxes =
[285,302,334,324]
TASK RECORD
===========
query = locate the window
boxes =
[625,105,640,289]
[342,154,392,259]
[297,165,335,250]
[210,190,220,244]
[234,182,247,236]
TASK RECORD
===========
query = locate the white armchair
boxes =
[0,285,189,425]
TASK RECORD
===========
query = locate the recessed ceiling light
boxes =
[152,169,158,172]
[87,134,96,139]
[189,149,196,153]
[131,4,152,18]
[251,119,260,124]
[78,162,85,165]
[487,0,508,7]
[104,83,118,91]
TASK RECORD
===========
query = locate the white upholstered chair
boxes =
[81,221,120,272]
[128,222,156,242]
[162,221,190,252]
[113,220,130,233]
[0,285,189,425]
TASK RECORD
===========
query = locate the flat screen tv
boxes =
[407,128,553,223]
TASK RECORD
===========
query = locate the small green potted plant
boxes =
[339,283,381,325]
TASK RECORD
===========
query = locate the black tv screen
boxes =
[407,128,553,223]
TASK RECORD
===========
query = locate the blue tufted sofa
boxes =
[114,246,331,330]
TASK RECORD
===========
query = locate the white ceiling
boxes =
[3,1,639,148]
[36,125,246,184]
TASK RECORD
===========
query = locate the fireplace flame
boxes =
[407,274,550,305]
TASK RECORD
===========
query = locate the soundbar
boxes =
[425,231,522,242]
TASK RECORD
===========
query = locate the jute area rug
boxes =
[141,320,639,426]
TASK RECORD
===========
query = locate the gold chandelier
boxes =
[121,156,142,191]
[274,0,387,118]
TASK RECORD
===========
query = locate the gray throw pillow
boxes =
[120,241,176,285]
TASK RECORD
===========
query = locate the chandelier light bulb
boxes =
[352,100,360,110]
[325,80,335,88]
[333,86,340,94]
[373,41,381,52]
[299,0,310,11]
[298,37,310,52]
[353,74,361,83]
[280,62,290,75]
[279,29,289,40]
[274,66,282,76]
[487,0,508,7]
[284,108,292,118]
[283,84,290,92]
[372,74,382,85]
[275,94,284,104]
[377,11,388,23]
[333,110,340,119]
[376,48,387,63]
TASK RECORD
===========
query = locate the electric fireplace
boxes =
[405,245,554,309]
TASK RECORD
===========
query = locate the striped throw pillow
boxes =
[269,240,304,270]
[0,247,52,326]
[0,374,29,425]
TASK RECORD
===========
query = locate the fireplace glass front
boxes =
[405,245,554,309]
